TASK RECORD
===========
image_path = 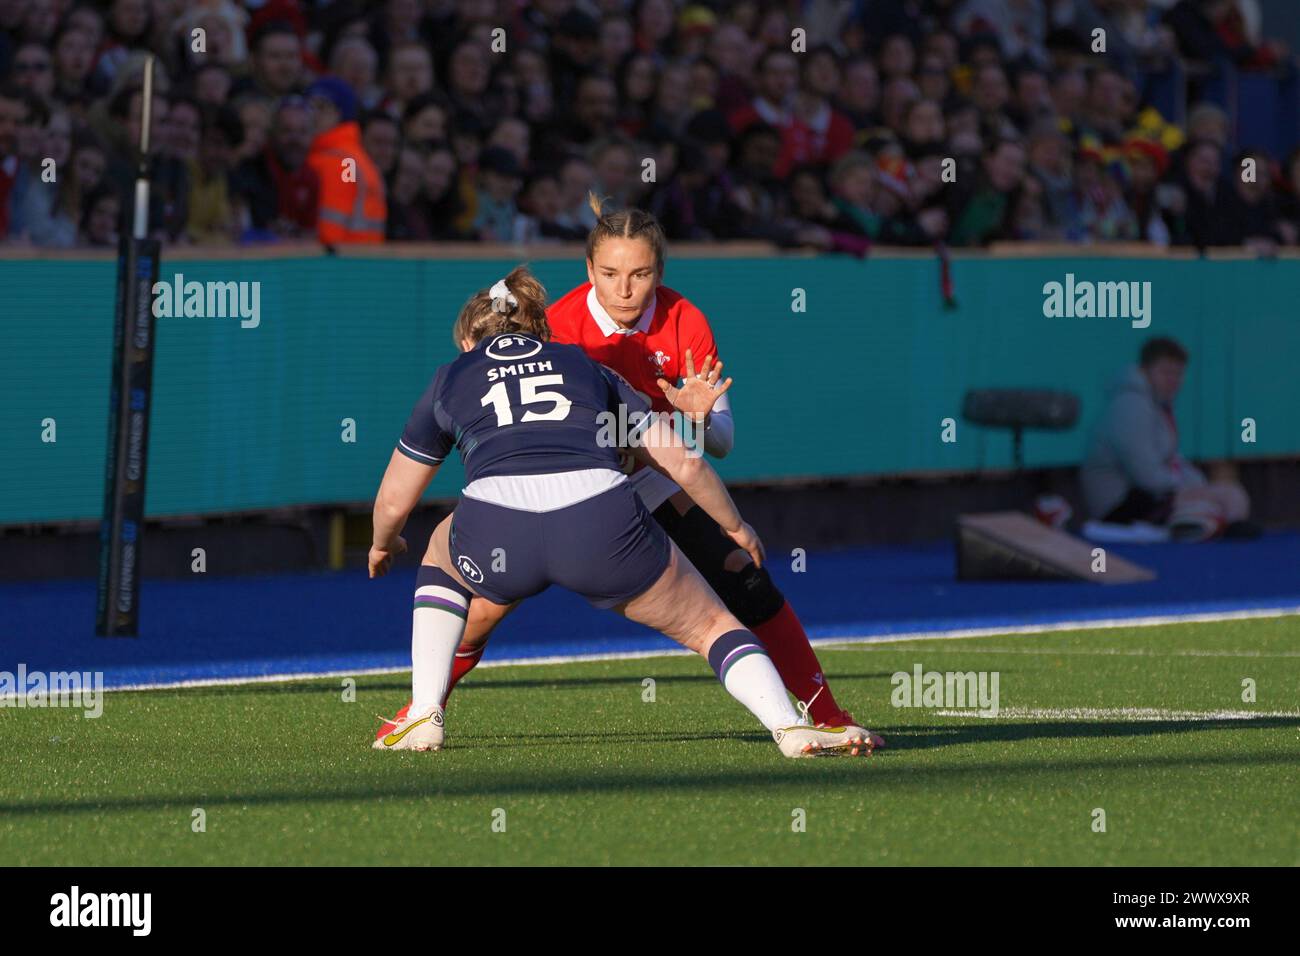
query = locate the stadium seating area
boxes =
[1,0,1299,252]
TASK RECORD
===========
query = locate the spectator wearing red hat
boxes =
[1124,137,1173,245]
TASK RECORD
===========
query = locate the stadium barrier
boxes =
[3,244,1298,526]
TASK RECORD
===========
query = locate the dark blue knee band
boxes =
[415,564,474,608]
[706,629,767,682]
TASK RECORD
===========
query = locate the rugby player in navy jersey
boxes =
[367,265,871,757]
[378,198,883,752]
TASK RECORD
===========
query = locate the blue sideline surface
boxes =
[1,533,1297,688]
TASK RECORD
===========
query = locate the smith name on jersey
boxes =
[397,332,652,481]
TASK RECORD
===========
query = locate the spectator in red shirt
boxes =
[729,47,853,177]
[233,96,319,239]
[780,75,855,176]
[728,47,797,137]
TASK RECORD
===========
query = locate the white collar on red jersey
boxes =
[587,286,657,337]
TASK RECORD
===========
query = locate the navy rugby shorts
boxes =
[449,481,672,608]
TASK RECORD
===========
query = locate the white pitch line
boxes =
[934,707,1300,722]
[81,605,1300,694]
[100,647,696,694]
[830,646,1300,658]
[813,605,1300,651]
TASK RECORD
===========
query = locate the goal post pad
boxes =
[956,511,1155,585]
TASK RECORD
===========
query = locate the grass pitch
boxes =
[2,617,1298,866]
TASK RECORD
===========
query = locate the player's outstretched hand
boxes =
[368,536,407,578]
[724,521,765,569]
[657,348,732,423]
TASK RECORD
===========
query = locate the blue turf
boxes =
[2,533,1297,688]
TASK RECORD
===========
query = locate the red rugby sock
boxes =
[441,644,486,707]
[751,601,847,725]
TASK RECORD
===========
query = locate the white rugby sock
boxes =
[410,566,472,714]
[707,629,801,732]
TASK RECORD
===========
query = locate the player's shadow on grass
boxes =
[5,750,1299,820]
[175,672,902,698]
[465,729,775,749]
[455,671,902,692]
[891,716,1300,750]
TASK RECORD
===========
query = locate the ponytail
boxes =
[452,264,551,347]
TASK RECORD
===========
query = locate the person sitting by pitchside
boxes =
[1081,336,1256,541]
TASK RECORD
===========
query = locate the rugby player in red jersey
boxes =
[377,196,882,749]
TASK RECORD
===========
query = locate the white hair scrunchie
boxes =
[489,279,518,314]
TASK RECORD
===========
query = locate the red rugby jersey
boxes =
[547,283,719,413]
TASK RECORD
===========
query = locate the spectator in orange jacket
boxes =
[304,76,386,245]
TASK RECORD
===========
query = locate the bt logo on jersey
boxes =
[486,334,543,360]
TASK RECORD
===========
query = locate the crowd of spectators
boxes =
[1,0,1299,253]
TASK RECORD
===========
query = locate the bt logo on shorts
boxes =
[457,555,484,583]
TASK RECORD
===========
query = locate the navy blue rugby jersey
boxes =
[397,332,654,481]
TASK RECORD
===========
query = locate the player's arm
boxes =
[371,449,440,569]
[372,373,453,577]
[602,361,761,565]
[632,418,763,568]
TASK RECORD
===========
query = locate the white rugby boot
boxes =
[372,704,446,751]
